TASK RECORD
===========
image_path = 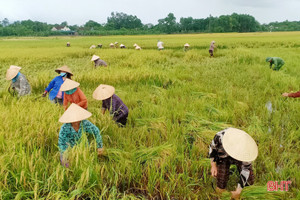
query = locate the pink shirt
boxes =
[56,90,63,99]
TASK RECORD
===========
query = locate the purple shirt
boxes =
[102,94,128,120]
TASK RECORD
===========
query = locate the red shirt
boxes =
[63,88,88,110]
[288,91,300,98]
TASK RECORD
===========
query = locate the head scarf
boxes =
[65,88,77,95]
[12,72,20,83]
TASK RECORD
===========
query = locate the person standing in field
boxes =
[266,57,285,71]
[209,41,216,57]
[43,65,72,105]
[93,84,129,127]
[58,103,104,168]
[6,65,31,97]
[209,128,258,200]
[184,43,190,52]
[157,40,164,50]
[66,42,70,47]
[60,79,88,110]
[91,55,108,68]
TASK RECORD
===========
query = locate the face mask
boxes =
[60,72,67,77]
[12,72,20,83]
[65,88,77,95]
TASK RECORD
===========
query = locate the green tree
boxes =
[157,13,178,33]
[106,12,143,29]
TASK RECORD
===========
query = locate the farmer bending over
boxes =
[209,128,258,200]
[43,65,72,105]
[58,103,104,167]
[91,55,107,68]
[6,65,31,97]
[93,84,129,127]
[266,57,285,71]
[60,79,88,110]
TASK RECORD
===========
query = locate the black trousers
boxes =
[115,113,128,127]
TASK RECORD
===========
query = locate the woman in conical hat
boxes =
[109,43,114,48]
[208,128,258,200]
[91,55,107,68]
[93,84,129,127]
[157,40,164,50]
[6,65,31,97]
[184,43,190,52]
[60,79,88,110]
[58,103,104,167]
[43,65,73,105]
[120,44,126,49]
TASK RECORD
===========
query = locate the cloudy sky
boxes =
[0,0,299,25]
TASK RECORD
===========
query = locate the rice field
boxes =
[0,32,300,199]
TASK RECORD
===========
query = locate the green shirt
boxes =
[58,120,103,153]
[267,57,285,70]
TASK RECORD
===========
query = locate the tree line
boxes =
[0,12,299,36]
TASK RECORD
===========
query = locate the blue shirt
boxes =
[45,76,65,101]
[58,120,103,153]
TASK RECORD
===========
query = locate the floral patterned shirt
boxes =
[58,120,103,153]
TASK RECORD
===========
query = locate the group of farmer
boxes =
[5,62,129,167]
[4,39,291,200]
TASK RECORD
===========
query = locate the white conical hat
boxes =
[135,46,141,50]
[91,55,100,61]
[10,65,22,70]
[110,43,114,46]
[115,42,118,44]
[184,43,190,47]
[90,45,96,49]
[59,103,92,123]
[60,78,80,91]
[6,68,20,80]
[133,43,137,47]
[93,84,115,100]
[120,44,125,47]
[55,65,73,76]
[223,128,258,162]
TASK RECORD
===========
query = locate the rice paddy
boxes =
[0,32,300,199]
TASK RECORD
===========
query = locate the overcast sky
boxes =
[0,0,299,25]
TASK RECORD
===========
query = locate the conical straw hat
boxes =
[110,43,114,46]
[10,65,22,70]
[135,46,141,50]
[133,43,137,47]
[55,65,73,76]
[59,103,92,123]
[115,42,118,44]
[120,44,125,47]
[91,55,100,61]
[93,84,115,100]
[184,43,190,47]
[6,68,20,80]
[223,128,258,162]
[60,78,80,91]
